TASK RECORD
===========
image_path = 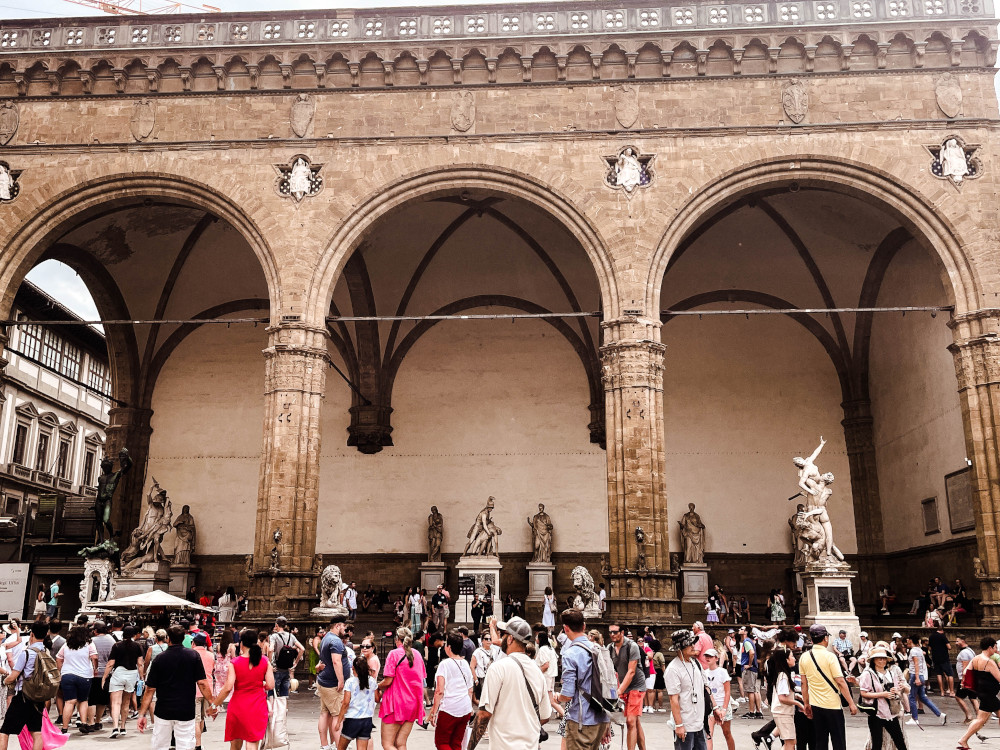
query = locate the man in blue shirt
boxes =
[558,609,609,750]
[47,579,61,619]
[317,614,348,750]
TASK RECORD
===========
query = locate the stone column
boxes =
[840,399,888,605]
[949,311,1000,625]
[601,317,679,623]
[250,324,329,615]
[105,405,153,537]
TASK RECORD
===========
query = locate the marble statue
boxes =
[678,503,706,564]
[288,158,311,200]
[527,503,553,563]
[427,506,443,563]
[788,503,808,567]
[172,504,196,566]
[311,564,349,617]
[615,148,643,193]
[464,496,502,556]
[792,438,845,565]
[0,164,11,201]
[571,565,601,618]
[941,138,970,184]
[94,448,132,543]
[120,478,172,574]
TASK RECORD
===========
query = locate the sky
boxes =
[25,261,102,328]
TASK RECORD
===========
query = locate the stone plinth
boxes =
[168,563,199,598]
[525,562,555,623]
[420,562,448,593]
[113,560,171,599]
[680,563,711,620]
[455,556,501,625]
[800,565,861,643]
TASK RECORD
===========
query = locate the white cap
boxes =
[892,632,902,639]
[860,631,868,637]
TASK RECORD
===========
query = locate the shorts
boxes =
[110,668,139,693]
[60,673,92,703]
[741,670,759,693]
[195,696,212,721]
[1,693,43,735]
[710,703,734,723]
[936,661,955,677]
[774,713,795,741]
[623,690,645,717]
[317,685,344,716]
[341,717,374,740]
[90,676,111,706]
[566,720,610,750]
[274,669,291,698]
[644,675,655,690]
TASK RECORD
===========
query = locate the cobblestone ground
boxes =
[49,689,994,750]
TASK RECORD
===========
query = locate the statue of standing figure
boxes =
[792,437,845,564]
[464,497,502,556]
[94,448,132,543]
[527,503,553,563]
[172,504,196,565]
[427,506,443,562]
[678,503,706,564]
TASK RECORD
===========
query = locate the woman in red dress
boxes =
[212,629,275,750]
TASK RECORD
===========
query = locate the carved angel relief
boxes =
[0,161,21,203]
[926,135,982,189]
[603,146,654,195]
[275,155,324,202]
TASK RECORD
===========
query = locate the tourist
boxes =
[429,631,474,750]
[30,591,45,621]
[954,634,977,722]
[799,624,857,750]
[703,648,734,750]
[534,631,563,720]
[609,622,646,750]
[830,630,853,675]
[738,627,762,719]
[47,621,65,660]
[928,623,954,698]
[767,646,801,750]
[190,633,216,750]
[103,625,144,738]
[650,644,666,712]
[345,583,359,622]
[588,630,604,646]
[904,634,944,726]
[218,587,238,624]
[470,596,483,635]
[376,627,426,750]
[269,616,304,700]
[957,637,1000,749]
[431,586,449,633]
[0,622,53,750]
[665,629,707,750]
[641,638,656,714]
[85,621,115,731]
[214,630,234,706]
[308,628,323,691]
[542,587,556,634]
[55,624,95,734]
[691,622,713,669]
[136,625,216,750]
[393,598,405,627]
[334,655,377,750]
[145,629,168,667]
[46,580,61,620]
[557,609,609,750]
[858,643,908,750]
[470,631,500,701]
[853,631,873,674]
[458,628,475,662]
[361,586,376,613]
[471,617,550,750]
[423,632,444,708]
[213,629,273,750]
[360,637,380,682]
[317,615,350,750]
[598,583,607,614]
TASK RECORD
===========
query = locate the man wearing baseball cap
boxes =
[470,617,550,750]
[798,624,856,750]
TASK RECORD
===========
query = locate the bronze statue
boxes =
[94,448,132,543]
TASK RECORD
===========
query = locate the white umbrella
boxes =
[99,590,214,611]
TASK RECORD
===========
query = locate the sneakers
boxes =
[110,729,121,738]
[119,728,127,737]
[904,719,919,726]
[940,713,948,725]
[129,710,139,719]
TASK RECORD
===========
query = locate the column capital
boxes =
[600,339,665,391]
[947,308,1000,340]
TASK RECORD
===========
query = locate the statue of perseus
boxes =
[94,448,132,543]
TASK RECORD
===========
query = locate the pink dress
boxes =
[224,656,269,742]
[378,647,426,724]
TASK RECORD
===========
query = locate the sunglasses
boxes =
[362,644,373,649]
[609,630,621,635]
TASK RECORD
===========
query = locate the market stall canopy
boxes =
[99,590,214,611]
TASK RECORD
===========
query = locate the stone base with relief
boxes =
[168,563,200,598]
[799,564,861,643]
[112,560,171,599]
[455,555,501,624]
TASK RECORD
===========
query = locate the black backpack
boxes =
[275,633,297,670]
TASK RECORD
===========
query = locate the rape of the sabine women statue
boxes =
[464,497,502,556]
[792,437,845,565]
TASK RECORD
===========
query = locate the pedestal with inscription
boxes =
[420,562,448,594]
[454,556,501,625]
[800,565,860,643]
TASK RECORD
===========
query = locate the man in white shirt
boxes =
[598,584,607,613]
[955,635,976,722]
[344,583,358,622]
[665,629,708,750]
[471,617,550,750]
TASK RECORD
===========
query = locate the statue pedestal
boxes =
[114,561,171,598]
[455,556,501,625]
[78,557,117,613]
[679,563,711,619]
[168,563,199,598]
[420,562,448,593]
[800,565,861,643]
[525,562,555,624]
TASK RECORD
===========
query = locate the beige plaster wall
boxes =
[663,312,857,556]
[318,315,608,554]
[147,322,267,556]
[869,241,968,552]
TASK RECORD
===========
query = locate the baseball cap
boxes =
[704,648,718,657]
[192,632,207,646]
[809,624,830,642]
[860,631,868,638]
[892,632,902,639]
[727,629,735,634]
[497,617,532,645]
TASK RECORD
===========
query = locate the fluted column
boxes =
[949,310,1000,625]
[250,324,329,615]
[601,317,679,623]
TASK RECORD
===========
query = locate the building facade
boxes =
[0,0,997,622]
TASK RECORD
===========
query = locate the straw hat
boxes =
[868,646,890,660]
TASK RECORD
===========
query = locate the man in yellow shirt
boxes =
[799,624,857,750]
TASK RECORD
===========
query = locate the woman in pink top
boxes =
[376,627,426,750]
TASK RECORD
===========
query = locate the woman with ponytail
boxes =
[213,628,275,750]
[376,627,427,750]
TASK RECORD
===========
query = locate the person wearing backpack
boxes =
[556,609,610,750]
[268,616,304,699]
[0,620,54,750]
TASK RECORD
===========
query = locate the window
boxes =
[83,450,96,486]
[40,329,60,371]
[35,432,49,472]
[18,324,41,361]
[11,424,28,465]
[56,439,71,480]
[88,360,109,395]
[60,343,80,380]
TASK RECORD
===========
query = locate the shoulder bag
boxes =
[807,650,849,708]
[511,657,549,744]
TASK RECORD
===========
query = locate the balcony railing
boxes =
[6,463,31,480]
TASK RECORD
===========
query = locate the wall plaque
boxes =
[946,467,975,533]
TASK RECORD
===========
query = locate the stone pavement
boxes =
[50,690,993,750]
